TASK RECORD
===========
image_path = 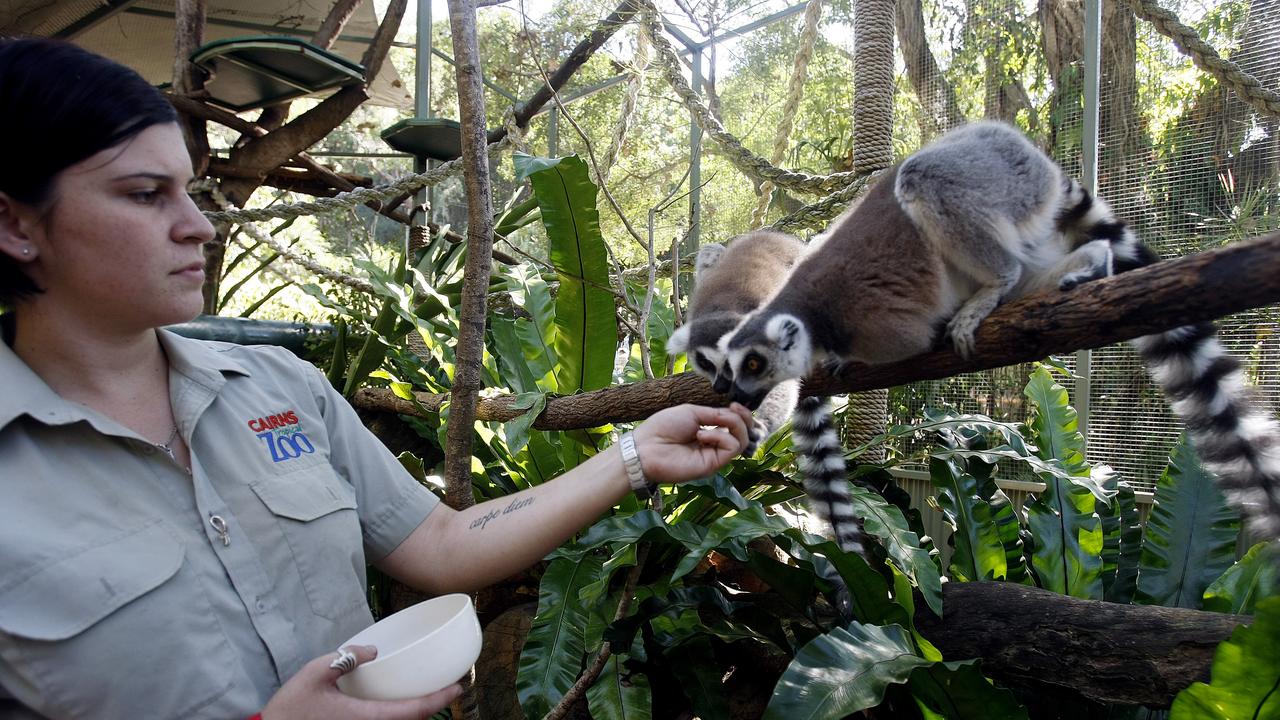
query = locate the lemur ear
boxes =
[694,244,726,279]
[667,325,691,354]
[765,315,802,351]
[778,318,800,351]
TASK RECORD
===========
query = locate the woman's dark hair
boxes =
[0,37,177,304]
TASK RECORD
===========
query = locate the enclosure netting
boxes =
[885,0,1280,490]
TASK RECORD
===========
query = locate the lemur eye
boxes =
[695,353,716,373]
[744,353,766,374]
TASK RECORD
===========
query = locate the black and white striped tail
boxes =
[791,396,867,557]
[1059,178,1280,537]
[1132,324,1280,539]
[1057,177,1159,275]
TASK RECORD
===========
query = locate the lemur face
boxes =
[668,314,743,395]
[722,313,812,410]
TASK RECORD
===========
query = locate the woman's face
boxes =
[14,122,215,331]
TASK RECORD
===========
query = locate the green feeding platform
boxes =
[192,36,366,112]
[380,117,464,162]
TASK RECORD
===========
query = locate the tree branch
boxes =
[352,232,1280,428]
[485,0,640,145]
[913,582,1249,707]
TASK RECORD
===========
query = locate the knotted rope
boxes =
[750,0,825,228]
[1125,0,1280,119]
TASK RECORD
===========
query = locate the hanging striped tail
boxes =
[1059,180,1280,539]
[791,396,868,557]
[1132,323,1280,540]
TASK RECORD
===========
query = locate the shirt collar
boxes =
[157,328,252,384]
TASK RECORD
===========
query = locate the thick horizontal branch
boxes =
[913,582,1249,707]
[351,231,1280,429]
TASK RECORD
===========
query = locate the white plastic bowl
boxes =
[336,593,483,701]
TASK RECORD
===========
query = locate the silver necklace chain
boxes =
[155,424,179,458]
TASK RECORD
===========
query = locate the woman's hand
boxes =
[261,646,461,720]
[631,403,754,484]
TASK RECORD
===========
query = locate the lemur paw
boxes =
[743,418,769,456]
[946,314,980,359]
[1058,268,1104,291]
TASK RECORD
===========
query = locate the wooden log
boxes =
[912,582,1251,707]
[352,231,1280,430]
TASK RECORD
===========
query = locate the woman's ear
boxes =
[0,192,39,263]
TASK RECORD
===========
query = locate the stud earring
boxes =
[20,247,30,255]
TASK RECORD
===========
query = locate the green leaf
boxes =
[1100,479,1143,604]
[671,505,794,581]
[1136,437,1241,609]
[929,455,1024,583]
[907,660,1029,720]
[763,622,930,720]
[504,264,561,392]
[586,653,652,720]
[517,554,605,719]
[849,485,943,616]
[522,153,617,393]
[1202,541,1280,615]
[1170,596,1280,720]
[568,510,706,555]
[502,391,547,455]
[1023,366,1089,474]
[1024,467,1105,599]
[489,316,540,394]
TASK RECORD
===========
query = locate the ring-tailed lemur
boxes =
[720,120,1280,540]
[667,231,868,556]
[667,231,805,453]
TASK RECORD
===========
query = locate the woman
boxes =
[0,38,753,719]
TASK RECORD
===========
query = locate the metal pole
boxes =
[1076,0,1103,446]
[416,0,434,225]
[688,46,703,254]
[416,0,432,119]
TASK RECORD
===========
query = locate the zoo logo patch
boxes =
[247,410,315,463]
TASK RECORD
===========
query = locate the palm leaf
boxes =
[1201,540,1280,615]
[763,622,930,720]
[517,554,605,718]
[1136,437,1241,609]
[1170,596,1280,719]
[516,153,617,393]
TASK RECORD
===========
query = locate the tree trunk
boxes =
[443,0,492,509]
[896,0,964,138]
[913,582,1250,707]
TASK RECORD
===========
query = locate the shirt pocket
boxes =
[250,464,367,620]
[0,522,238,719]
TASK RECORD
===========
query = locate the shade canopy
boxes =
[0,0,411,109]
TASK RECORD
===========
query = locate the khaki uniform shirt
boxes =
[0,329,439,719]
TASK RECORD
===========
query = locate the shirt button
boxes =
[255,598,267,612]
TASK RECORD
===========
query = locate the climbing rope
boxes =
[768,169,880,234]
[200,182,379,295]
[597,22,651,187]
[1125,0,1280,119]
[202,136,515,225]
[638,0,869,196]
[750,0,824,228]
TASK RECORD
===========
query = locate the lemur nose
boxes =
[712,376,731,395]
